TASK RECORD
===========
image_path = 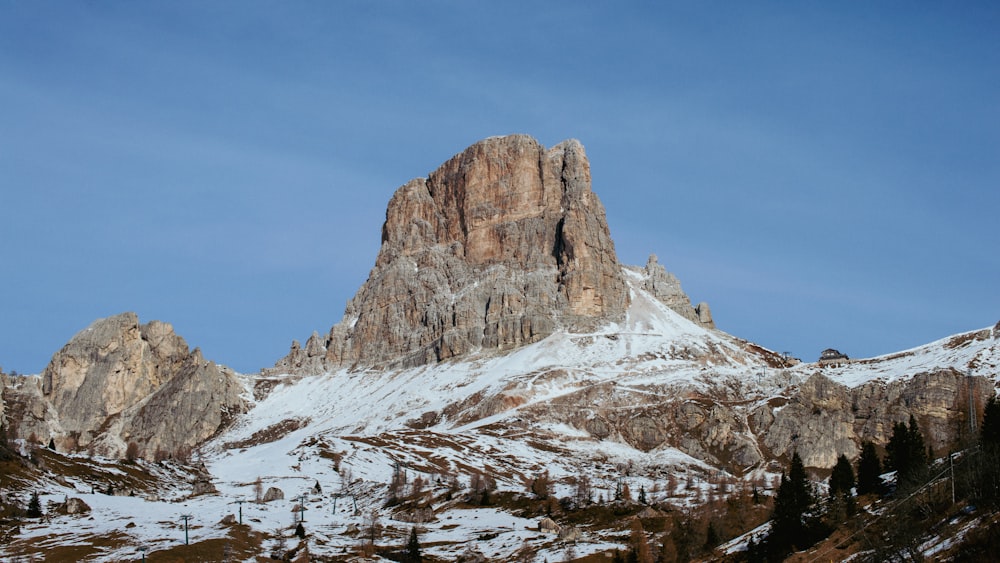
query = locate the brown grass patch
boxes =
[944,329,991,350]
[223,418,310,449]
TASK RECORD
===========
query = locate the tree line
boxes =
[748,396,1000,562]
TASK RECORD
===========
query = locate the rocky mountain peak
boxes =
[274,134,631,371]
[11,312,247,459]
[640,254,714,328]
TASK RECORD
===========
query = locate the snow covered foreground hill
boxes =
[5,269,998,561]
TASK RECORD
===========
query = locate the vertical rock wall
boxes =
[275,135,631,371]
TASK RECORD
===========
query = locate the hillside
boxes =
[1,135,997,561]
[3,273,995,561]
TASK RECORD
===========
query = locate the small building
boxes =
[818,348,849,365]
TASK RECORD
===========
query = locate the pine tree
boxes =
[406,526,422,563]
[856,441,882,495]
[886,416,927,487]
[981,395,1000,450]
[704,521,719,551]
[975,395,1000,508]
[27,491,42,518]
[907,415,927,467]
[768,452,814,556]
[828,454,855,498]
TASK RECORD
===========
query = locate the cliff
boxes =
[273,135,717,373]
[5,312,246,459]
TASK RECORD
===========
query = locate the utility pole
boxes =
[236,499,244,525]
[969,370,978,434]
[138,546,147,562]
[180,513,193,545]
[298,494,307,523]
[950,453,956,505]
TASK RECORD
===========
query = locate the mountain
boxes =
[1,135,997,561]
[3,312,246,460]
[271,134,710,374]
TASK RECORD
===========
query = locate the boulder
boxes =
[263,486,284,503]
[539,517,560,534]
[559,526,583,542]
[191,478,217,496]
[62,497,91,515]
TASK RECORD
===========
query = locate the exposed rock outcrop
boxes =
[752,369,995,467]
[263,486,285,502]
[56,497,91,515]
[640,254,714,328]
[522,367,993,472]
[274,135,632,371]
[7,312,247,459]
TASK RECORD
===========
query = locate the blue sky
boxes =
[1,2,997,374]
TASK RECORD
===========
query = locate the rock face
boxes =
[541,368,994,472]
[640,254,714,328]
[9,312,246,459]
[274,135,632,371]
[751,369,995,468]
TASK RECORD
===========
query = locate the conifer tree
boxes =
[828,454,855,498]
[704,521,719,551]
[981,395,1000,450]
[405,526,422,563]
[975,394,1000,508]
[856,441,882,495]
[886,416,927,486]
[27,491,42,518]
[767,452,815,557]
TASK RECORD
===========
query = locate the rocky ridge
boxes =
[633,253,714,329]
[1,135,998,561]
[3,312,246,459]
[262,134,996,473]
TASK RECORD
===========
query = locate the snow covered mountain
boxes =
[2,135,997,561]
[4,270,994,561]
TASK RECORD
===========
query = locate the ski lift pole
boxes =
[180,513,193,545]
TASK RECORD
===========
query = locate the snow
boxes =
[803,325,998,388]
[5,270,996,560]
